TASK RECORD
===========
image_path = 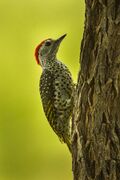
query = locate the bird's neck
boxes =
[41,56,57,69]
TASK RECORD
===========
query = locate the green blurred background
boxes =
[0,0,84,179]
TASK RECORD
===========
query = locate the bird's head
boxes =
[35,34,66,67]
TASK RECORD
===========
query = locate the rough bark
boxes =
[72,1,120,180]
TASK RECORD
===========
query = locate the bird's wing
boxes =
[40,69,54,119]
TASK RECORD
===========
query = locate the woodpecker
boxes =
[34,34,74,152]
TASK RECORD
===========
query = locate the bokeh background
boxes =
[0,0,84,179]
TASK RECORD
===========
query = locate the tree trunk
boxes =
[72,1,120,180]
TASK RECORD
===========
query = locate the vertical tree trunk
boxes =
[72,1,120,179]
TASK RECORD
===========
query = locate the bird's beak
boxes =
[50,34,67,56]
[55,34,67,45]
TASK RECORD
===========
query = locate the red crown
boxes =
[34,40,45,65]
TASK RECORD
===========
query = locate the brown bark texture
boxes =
[72,1,120,180]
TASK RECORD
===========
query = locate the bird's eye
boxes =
[45,41,51,46]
